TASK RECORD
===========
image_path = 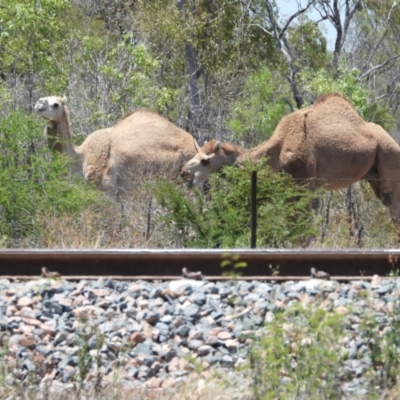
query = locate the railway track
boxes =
[1,249,400,280]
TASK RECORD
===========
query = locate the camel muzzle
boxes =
[35,103,46,113]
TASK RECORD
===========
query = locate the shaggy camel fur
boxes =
[180,92,400,219]
[35,96,200,199]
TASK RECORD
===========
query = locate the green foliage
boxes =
[300,67,370,112]
[249,305,344,399]
[287,16,328,71]
[77,334,93,385]
[300,67,395,130]
[99,41,178,115]
[154,161,317,248]
[0,111,107,246]
[362,294,400,390]
[136,0,277,76]
[229,67,287,144]
[0,0,71,93]
[220,253,248,279]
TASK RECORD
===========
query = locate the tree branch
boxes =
[278,0,316,39]
[361,54,400,79]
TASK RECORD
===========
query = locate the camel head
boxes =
[180,140,223,188]
[35,96,67,122]
[376,180,400,222]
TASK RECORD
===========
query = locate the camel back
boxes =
[113,108,151,126]
[313,92,357,110]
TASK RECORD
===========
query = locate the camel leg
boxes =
[101,163,119,201]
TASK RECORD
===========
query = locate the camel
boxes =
[180,92,400,220]
[35,96,200,199]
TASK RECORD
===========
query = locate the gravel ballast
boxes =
[0,274,398,399]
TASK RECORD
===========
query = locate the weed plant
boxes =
[362,275,400,393]
[248,305,344,399]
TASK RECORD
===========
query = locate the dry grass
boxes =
[310,182,400,249]
[9,177,400,250]
[0,369,251,400]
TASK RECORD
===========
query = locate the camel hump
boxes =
[313,92,357,110]
[113,108,169,127]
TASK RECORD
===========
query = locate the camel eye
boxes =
[53,103,59,108]
[201,158,210,166]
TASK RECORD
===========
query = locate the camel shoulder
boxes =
[79,128,112,182]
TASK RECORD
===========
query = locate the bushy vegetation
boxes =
[248,296,400,399]
[2,1,400,397]
[249,305,344,399]
[154,162,317,248]
[0,0,399,249]
[0,112,109,247]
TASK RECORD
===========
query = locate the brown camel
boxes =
[180,92,400,219]
[35,96,200,199]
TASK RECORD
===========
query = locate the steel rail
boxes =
[0,249,399,278]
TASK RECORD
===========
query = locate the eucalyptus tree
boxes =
[0,0,71,112]
[346,0,400,128]
[133,0,278,142]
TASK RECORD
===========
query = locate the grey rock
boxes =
[43,300,63,315]
[243,293,260,303]
[145,313,160,326]
[127,366,138,378]
[159,334,168,343]
[347,342,358,359]
[184,303,200,318]
[61,367,76,383]
[150,288,163,299]
[220,355,234,366]
[160,315,173,324]
[23,359,36,372]
[142,355,156,367]
[136,311,147,321]
[54,332,68,346]
[197,345,213,356]
[188,339,203,350]
[36,345,53,357]
[133,341,153,356]
[161,346,177,362]
[191,293,206,306]
[176,325,190,337]
[188,329,203,340]
[58,355,78,370]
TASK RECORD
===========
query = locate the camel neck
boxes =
[47,114,74,152]
[46,117,83,173]
[215,142,244,165]
[245,137,280,169]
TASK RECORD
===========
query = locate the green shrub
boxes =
[0,111,108,246]
[362,290,400,391]
[299,67,395,131]
[249,305,344,399]
[228,67,287,144]
[154,161,317,248]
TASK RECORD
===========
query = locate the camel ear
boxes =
[214,141,221,153]
[194,139,201,153]
[62,95,68,104]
